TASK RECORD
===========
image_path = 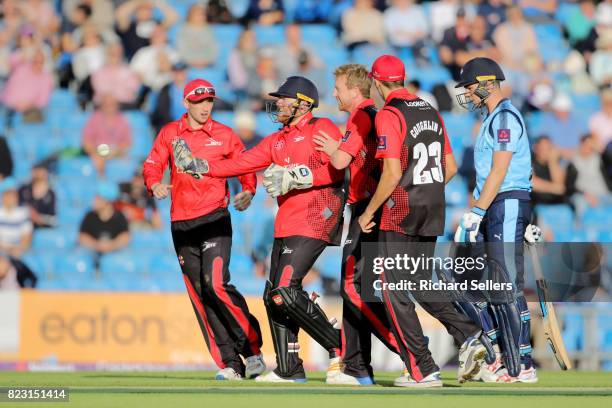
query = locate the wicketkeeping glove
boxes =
[524,224,543,244]
[262,163,313,198]
[454,207,486,243]
[172,138,209,179]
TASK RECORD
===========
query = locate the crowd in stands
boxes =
[0,0,610,294]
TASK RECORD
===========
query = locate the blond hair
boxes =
[333,64,372,99]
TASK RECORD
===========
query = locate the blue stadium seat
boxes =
[147,252,182,279]
[212,24,243,69]
[314,246,341,279]
[553,229,590,242]
[441,112,476,149]
[57,157,96,179]
[413,66,451,92]
[130,230,171,250]
[56,204,89,227]
[187,67,225,87]
[582,206,612,230]
[229,254,254,280]
[99,250,142,278]
[49,89,78,110]
[572,93,601,118]
[105,159,137,184]
[213,111,234,128]
[254,24,285,46]
[32,227,77,250]
[255,112,280,136]
[555,2,580,26]
[22,250,57,280]
[301,24,337,46]
[54,249,96,279]
[352,44,395,67]
[535,204,574,231]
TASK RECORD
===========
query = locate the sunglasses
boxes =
[186,86,216,98]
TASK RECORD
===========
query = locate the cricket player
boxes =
[358,55,488,388]
[454,57,537,383]
[142,79,265,381]
[187,76,346,383]
[313,64,401,385]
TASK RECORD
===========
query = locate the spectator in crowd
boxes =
[1,48,53,121]
[540,94,588,156]
[10,26,53,69]
[79,181,130,255]
[151,61,188,133]
[206,0,236,24]
[493,4,539,71]
[62,0,114,35]
[439,8,471,81]
[241,0,284,26]
[407,80,438,109]
[589,29,612,88]
[292,0,333,24]
[341,0,385,52]
[129,24,178,92]
[228,28,259,101]
[0,178,32,259]
[524,52,555,110]
[0,254,37,290]
[567,134,612,209]
[234,110,263,150]
[91,42,141,108]
[0,136,13,180]
[248,47,280,109]
[0,0,25,41]
[82,93,133,176]
[19,0,60,39]
[295,51,328,98]
[430,0,462,43]
[115,0,178,60]
[115,169,161,229]
[531,136,568,206]
[60,2,92,41]
[478,0,509,38]
[565,0,596,47]
[589,88,612,151]
[274,24,322,80]
[18,164,56,229]
[0,30,11,84]
[72,25,106,103]
[457,15,500,65]
[56,32,79,88]
[384,0,429,63]
[177,3,218,69]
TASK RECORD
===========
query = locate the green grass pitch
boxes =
[1,370,610,408]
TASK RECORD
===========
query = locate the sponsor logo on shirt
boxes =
[293,135,305,142]
[377,135,387,150]
[274,140,285,150]
[178,255,185,266]
[342,130,352,142]
[205,138,223,146]
[282,246,293,254]
[497,128,511,144]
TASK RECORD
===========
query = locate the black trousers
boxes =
[379,231,481,381]
[172,210,263,374]
[267,235,330,379]
[340,200,400,378]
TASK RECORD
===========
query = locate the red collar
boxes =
[282,111,314,133]
[385,88,417,104]
[178,113,214,136]
[356,98,375,110]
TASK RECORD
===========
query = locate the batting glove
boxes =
[454,207,486,243]
[263,163,313,198]
[524,224,543,244]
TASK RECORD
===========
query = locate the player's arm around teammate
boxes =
[142,79,265,381]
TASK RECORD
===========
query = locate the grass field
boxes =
[1,370,611,408]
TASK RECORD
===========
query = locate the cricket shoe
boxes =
[326,371,374,385]
[215,367,243,381]
[254,371,307,383]
[326,357,342,382]
[472,356,506,383]
[245,354,266,379]
[394,369,443,388]
[457,336,487,383]
[496,365,538,384]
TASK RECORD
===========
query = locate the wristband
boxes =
[471,206,486,217]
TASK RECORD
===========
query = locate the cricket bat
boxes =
[528,244,572,370]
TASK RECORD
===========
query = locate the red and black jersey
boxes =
[207,112,345,245]
[142,114,257,222]
[375,89,452,236]
[337,99,381,205]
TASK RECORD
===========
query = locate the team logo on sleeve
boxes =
[377,135,387,150]
[497,129,511,143]
[342,130,352,142]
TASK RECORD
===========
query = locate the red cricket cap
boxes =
[183,79,216,102]
[368,55,405,82]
